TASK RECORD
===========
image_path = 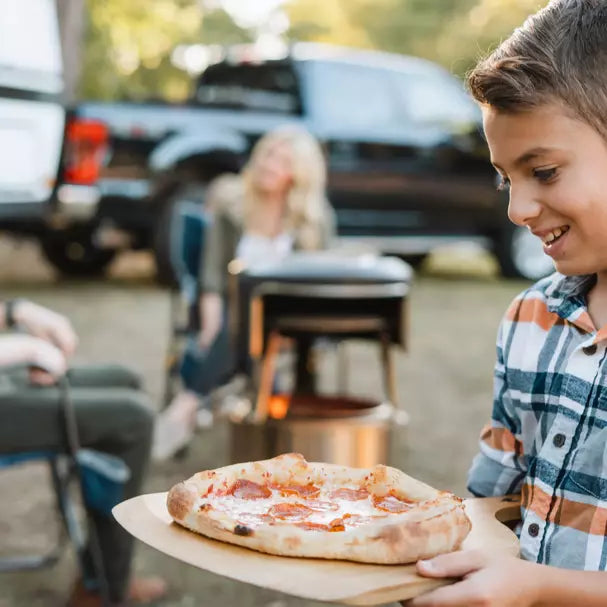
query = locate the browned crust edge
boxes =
[166,482,197,521]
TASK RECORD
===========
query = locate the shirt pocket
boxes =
[567,429,607,501]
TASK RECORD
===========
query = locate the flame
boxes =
[268,394,291,420]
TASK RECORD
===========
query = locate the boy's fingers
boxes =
[408,579,478,606]
[416,550,488,578]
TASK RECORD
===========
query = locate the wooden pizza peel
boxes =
[113,493,520,605]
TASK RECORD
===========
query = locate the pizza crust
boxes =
[167,453,471,564]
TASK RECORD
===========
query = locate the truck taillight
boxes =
[63,118,108,185]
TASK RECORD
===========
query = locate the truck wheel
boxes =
[40,226,116,277]
[494,223,554,280]
[401,254,428,270]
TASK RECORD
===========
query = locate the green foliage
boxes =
[80,0,550,100]
[286,0,550,75]
[80,0,251,101]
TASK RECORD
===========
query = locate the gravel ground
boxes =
[0,238,528,607]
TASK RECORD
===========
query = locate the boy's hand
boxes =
[12,300,78,357]
[403,550,542,607]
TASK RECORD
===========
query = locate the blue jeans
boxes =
[179,322,234,397]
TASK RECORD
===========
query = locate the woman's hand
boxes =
[0,334,67,384]
[403,550,544,607]
[198,293,223,349]
[12,300,78,356]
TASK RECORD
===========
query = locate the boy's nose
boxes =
[507,188,542,227]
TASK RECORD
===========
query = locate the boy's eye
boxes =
[533,167,558,183]
[496,176,511,192]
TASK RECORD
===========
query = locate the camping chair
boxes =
[0,451,83,573]
[163,201,210,407]
[0,374,128,607]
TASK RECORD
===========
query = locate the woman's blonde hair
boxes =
[241,125,328,250]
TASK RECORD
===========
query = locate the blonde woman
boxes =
[153,126,335,460]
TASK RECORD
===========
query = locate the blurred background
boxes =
[1,1,549,606]
[70,0,540,102]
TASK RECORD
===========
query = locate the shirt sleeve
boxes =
[467,303,527,497]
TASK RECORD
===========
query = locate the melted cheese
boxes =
[197,481,415,531]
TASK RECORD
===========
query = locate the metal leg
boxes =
[162,289,182,408]
[294,336,315,394]
[50,457,88,575]
[337,341,348,394]
[253,331,282,423]
[379,332,398,406]
[0,457,71,573]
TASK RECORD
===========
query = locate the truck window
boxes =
[313,62,399,129]
[194,62,302,114]
[392,71,480,126]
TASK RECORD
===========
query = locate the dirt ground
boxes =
[0,238,528,607]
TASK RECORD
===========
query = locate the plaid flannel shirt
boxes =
[468,271,607,570]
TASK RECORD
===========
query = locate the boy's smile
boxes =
[482,103,607,278]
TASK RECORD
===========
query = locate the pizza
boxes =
[166,453,471,564]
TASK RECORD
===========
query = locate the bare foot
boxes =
[152,392,199,461]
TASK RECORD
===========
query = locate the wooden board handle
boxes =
[345,495,522,605]
[470,495,521,535]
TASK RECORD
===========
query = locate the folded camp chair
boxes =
[0,374,125,607]
[163,200,210,407]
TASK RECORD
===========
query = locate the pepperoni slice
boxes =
[267,502,313,521]
[330,488,369,501]
[273,483,321,498]
[229,479,272,500]
[295,519,345,532]
[327,517,346,532]
[373,494,414,513]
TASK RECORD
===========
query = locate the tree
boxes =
[285,0,549,75]
[79,0,251,101]
[433,0,550,75]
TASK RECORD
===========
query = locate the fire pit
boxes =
[227,252,412,467]
[230,394,395,467]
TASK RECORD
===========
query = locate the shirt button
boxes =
[553,433,566,448]
[583,344,598,355]
[528,523,540,537]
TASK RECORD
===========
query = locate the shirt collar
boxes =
[545,272,597,333]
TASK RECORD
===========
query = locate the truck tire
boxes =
[401,254,428,270]
[40,226,116,277]
[494,223,554,281]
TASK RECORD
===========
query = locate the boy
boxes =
[407,1,607,605]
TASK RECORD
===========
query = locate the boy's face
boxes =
[483,103,607,277]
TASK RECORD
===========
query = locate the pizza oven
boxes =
[225,252,412,468]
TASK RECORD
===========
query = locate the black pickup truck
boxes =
[49,43,552,283]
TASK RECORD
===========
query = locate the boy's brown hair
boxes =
[467,0,607,137]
